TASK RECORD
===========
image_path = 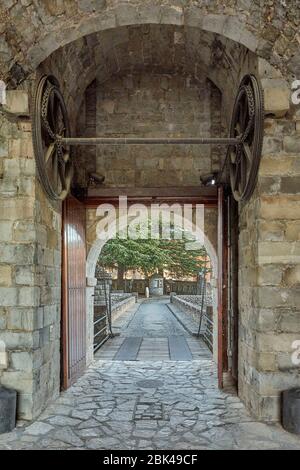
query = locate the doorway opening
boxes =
[91,205,216,363]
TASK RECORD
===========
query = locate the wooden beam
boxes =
[84,186,218,208]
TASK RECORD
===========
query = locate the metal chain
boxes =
[41,80,65,163]
[234,83,255,170]
[241,84,255,143]
[41,81,56,140]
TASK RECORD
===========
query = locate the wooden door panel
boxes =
[229,195,239,384]
[61,196,86,390]
[217,187,228,388]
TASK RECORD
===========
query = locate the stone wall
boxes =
[0,89,62,420]
[111,295,136,323]
[93,73,221,187]
[171,294,212,326]
[1,1,299,83]
[238,63,300,422]
[0,1,299,426]
[38,22,254,169]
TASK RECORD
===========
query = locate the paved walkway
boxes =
[0,298,299,450]
[96,298,210,361]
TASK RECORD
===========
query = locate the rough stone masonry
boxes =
[0,1,299,425]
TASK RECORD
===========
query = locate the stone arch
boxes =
[85,204,219,364]
[38,23,248,134]
[4,2,299,80]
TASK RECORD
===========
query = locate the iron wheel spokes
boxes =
[229,74,264,202]
[32,75,73,201]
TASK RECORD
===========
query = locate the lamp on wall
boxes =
[200,172,218,187]
[88,172,105,186]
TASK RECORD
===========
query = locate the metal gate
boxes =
[61,196,86,390]
[93,268,113,352]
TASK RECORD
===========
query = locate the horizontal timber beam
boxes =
[60,137,239,146]
[83,186,218,208]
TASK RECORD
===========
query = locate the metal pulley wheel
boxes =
[32,75,73,201]
[228,74,264,202]
[32,73,264,202]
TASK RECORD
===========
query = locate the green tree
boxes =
[99,233,208,284]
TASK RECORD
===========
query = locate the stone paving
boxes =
[0,299,299,450]
[97,298,210,361]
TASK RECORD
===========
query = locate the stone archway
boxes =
[85,205,219,366]
[3,1,300,82]
[0,1,298,424]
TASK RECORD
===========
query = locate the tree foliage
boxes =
[99,234,208,279]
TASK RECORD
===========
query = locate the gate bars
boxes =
[32,74,264,202]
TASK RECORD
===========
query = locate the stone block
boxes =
[257,220,285,241]
[7,308,36,331]
[277,311,300,334]
[257,265,282,286]
[0,265,12,286]
[262,81,290,118]
[283,136,300,153]
[277,351,299,370]
[259,156,293,177]
[256,332,300,354]
[15,266,35,286]
[255,286,300,309]
[3,91,29,116]
[137,4,161,24]
[17,121,31,133]
[259,195,300,221]
[0,287,18,306]
[0,371,33,394]
[8,140,34,160]
[10,351,33,372]
[258,59,283,79]
[256,308,277,332]
[0,244,36,265]
[256,353,277,372]
[18,287,40,307]
[0,199,35,221]
[285,221,300,241]
[280,176,300,194]
[43,305,57,327]
[283,265,300,286]
[0,329,34,350]
[17,392,33,421]
[115,3,139,26]
[161,5,184,26]
[0,308,7,330]
[13,221,36,242]
[258,241,300,264]
[254,369,300,396]
[0,178,18,197]
[258,395,281,422]
[262,137,283,155]
[257,176,280,194]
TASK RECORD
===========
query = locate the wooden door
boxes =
[228,195,239,386]
[61,196,87,390]
[217,187,228,388]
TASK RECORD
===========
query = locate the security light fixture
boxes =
[200,173,218,187]
[89,172,105,185]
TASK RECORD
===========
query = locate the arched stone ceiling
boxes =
[39,24,253,131]
[0,0,299,87]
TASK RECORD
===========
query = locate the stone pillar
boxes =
[238,69,300,422]
[0,86,62,420]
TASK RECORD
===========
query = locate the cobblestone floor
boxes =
[0,299,299,450]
